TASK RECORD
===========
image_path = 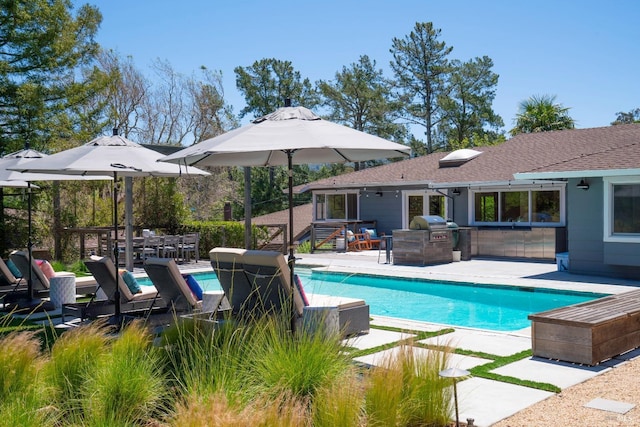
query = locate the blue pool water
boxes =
[138,269,607,332]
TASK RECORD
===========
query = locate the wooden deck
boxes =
[528,289,640,365]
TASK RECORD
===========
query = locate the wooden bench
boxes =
[528,289,640,365]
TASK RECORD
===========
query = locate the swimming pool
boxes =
[138,269,607,332]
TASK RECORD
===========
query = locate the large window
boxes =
[314,192,358,220]
[473,187,562,225]
[605,178,640,241]
[613,184,640,233]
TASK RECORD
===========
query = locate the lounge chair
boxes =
[62,256,160,321]
[209,247,370,336]
[0,258,24,290]
[143,257,202,313]
[9,250,97,296]
[209,247,254,315]
[0,258,27,306]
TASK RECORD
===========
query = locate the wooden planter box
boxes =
[528,289,640,365]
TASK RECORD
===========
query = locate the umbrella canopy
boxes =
[160,105,411,327]
[1,148,111,306]
[10,131,209,320]
[161,106,411,167]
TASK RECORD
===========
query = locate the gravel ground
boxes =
[492,355,640,426]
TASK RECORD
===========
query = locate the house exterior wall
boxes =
[567,177,640,279]
[359,188,404,234]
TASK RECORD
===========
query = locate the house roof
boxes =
[296,124,640,192]
[250,203,312,243]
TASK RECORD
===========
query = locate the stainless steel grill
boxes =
[409,215,448,230]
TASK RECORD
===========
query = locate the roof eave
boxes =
[515,168,640,180]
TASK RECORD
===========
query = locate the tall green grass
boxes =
[365,343,453,426]
[82,321,169,425]
[43,321,109,420]
[244,316,351,400]
[0,331,54,426]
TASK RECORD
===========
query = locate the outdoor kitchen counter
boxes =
[392,229,453,266]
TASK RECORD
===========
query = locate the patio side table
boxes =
[50,273,77,309]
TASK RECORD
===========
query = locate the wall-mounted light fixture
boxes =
[576,179,590,190]
[375,191,383,197]
[452,188,461,196]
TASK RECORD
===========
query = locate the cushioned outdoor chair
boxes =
[9,250,98,296]
[360,227,382,250]
[209,247,254,316]
[346,230,371,251]
[62,255,161,322]
[0,258,27,306]
[0,257,24,290]
[143,257,202,314]
[209,247,370,336]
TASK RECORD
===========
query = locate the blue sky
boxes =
[77,0,640,134]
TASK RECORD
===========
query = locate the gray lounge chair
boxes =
[209,247,370,336]
[63,255,160,321]
[0,257,24,289]
[9,250,98,296]
[143,257,202,313]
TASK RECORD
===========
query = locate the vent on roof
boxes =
[439,148,482,168]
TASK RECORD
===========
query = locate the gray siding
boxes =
[359,189,404,235]
[567,177,640,279]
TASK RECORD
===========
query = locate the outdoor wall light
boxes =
[375,191,383,197]
[452,188,461,196]
[576,179,590,190]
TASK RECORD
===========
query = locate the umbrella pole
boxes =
[287,151,296,332]
[27,182,34,301]
[112,172,122,321]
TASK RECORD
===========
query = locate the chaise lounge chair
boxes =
[209,247,370,336]
[62,255,160,321]
[9,250,98,297]
[143,257,202,314]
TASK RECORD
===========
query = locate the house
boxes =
[295,123,640,279]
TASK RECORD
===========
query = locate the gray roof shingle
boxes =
[297,124,640,191]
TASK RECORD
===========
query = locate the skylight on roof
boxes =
[439,148,482,167]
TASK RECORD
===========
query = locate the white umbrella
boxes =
[10,131,209,319]
[160,105,411,322]
[0,148,111,308]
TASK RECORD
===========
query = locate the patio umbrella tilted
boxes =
[10,131,209,320]
[160,105,411,327]
[0,148,111,308]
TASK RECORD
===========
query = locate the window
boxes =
[472,187,562,225]
[474,192,498,222]
[313,192,358,221]
[501,191,528,222]
[403,191,447,227]
[613,184,640,233]
[604,178,640,241]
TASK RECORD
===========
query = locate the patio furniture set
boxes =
[50,247,370,337]
[127,232,200,265]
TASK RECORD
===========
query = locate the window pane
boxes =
[408,195,423,224]
[532,190,560,222]
[475,192,498,222]
[613,184,640,233]
[501,191,529,222]
[346,193,358,220]
[429,195,445,217]
[326,194,345,219]
[315,194,326,220]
